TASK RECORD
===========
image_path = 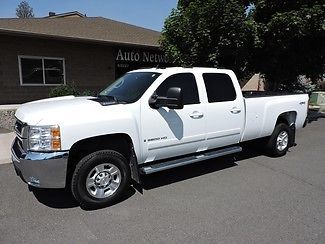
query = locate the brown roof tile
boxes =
[0,17,160,47]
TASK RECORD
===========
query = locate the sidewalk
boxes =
[0,128,15,164]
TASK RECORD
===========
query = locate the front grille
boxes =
[12,137,25,159]
[14,120,23,135]
[14,119,27,139]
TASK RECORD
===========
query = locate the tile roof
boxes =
[0,17,160,47]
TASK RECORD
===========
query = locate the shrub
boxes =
[49,83,96,97]
[79,90,97,97]
[49,83,79,97]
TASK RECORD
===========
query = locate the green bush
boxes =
[79,90,96,97]
[49,83,79,97]
[49,83,96,97]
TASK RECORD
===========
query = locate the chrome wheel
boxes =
[276,131,288,151]
[86,163,121,199]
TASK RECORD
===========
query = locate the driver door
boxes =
[141,73,206,163]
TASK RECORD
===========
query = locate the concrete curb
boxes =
[0,132,15,165]
[0,104,20,110]
[0,159,11,165]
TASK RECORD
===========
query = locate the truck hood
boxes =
[15,96,115,125]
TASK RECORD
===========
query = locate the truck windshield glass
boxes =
[99,72,161,103]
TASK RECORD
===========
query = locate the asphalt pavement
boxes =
[0,118,324,243]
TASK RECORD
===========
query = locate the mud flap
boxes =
[129,144,141,184]
[289,124,296,147]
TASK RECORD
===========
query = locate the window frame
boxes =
[18,55,66,86]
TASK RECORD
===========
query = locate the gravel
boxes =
[0,109,16,131]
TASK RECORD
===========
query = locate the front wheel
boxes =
[265,123,291,157]
[71,150,131,209]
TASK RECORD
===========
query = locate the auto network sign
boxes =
[116,49,168,64]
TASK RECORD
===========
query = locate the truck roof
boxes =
[129,67,233,74]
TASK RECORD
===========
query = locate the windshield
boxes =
[99,72,161,103]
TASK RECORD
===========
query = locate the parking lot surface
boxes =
[0,119,324,243]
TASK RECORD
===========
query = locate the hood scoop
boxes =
[89,96,118,106]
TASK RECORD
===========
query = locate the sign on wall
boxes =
[115,48,170,78]
[115,49,168,64]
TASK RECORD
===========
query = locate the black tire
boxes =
[71,150,131,209]
[265,123,291,157]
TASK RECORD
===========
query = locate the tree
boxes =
[160,0,254,82]
[16,1,34,18]
[250,0,325,91]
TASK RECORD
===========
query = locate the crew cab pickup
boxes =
[11,67,308,208]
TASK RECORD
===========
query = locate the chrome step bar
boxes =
[140,146,242,175]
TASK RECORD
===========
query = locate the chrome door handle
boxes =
[190,111,204,119]
[230,108,241,114]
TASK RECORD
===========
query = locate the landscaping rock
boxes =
[0,109,17,131]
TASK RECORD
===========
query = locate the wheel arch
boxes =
[66,133,137,185]
[275,111,297,147]
[276,111,297,127]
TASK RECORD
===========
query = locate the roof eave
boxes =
[0,28,161,49]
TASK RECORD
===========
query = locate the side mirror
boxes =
[149,87,183,109]
[166,87,183,109]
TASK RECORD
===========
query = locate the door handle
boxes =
[230,107,241,114]
[190,111,204,119]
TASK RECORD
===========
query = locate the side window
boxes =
[203,73,237,103]
[156,73,200,105]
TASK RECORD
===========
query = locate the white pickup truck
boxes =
[11,67,308,208]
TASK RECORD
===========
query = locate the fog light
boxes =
[28,177,40,186]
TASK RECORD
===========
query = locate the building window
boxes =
[18,56,65,85]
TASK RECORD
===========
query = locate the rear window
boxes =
[203,73,236,102]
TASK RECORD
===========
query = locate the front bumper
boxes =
[11,137,69,188]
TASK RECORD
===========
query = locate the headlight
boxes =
[28,125,61,151]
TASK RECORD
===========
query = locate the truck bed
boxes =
[241,92,309,142]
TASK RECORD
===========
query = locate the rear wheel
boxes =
[265,123,290,157]
[71,150,130,209]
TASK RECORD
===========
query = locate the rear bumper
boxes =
[11,138,69,189]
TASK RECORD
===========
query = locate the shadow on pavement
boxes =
[307,110,325,124]
[141,156,237,190]
[30,185,136,210]
[30,187,79,209]
[141,142,263,191]
[30,142,265,209]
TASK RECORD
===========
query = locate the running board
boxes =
[140,146,242,175]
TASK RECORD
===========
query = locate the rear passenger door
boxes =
[141,73,206,162]
[202,73,244,149]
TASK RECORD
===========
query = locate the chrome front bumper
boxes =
[11,138,69,188]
